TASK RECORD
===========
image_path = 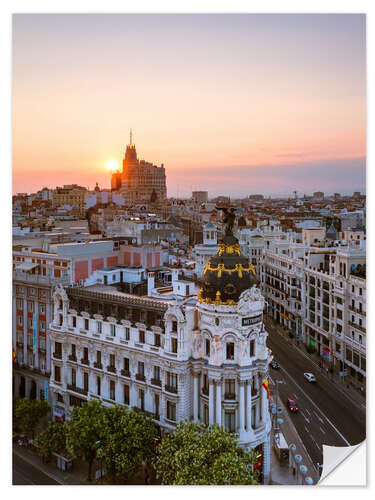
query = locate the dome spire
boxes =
[129,128,133,146]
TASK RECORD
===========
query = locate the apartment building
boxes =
[13,251,72,403]
[260,235,366,389]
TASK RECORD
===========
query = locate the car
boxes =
[287,398,299,412]
[304,372,316,383]
[270,360,280,369]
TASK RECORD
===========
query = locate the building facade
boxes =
[112,132,167,204]
[48,231,271,481]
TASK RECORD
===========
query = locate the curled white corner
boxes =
[319,441,366,486]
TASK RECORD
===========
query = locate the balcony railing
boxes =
[68,354,77,362]
[81,358,90,366]
[16,341,23,347]
[151,378,161,387]
[165,384,178,394]
[38,347,46,355]
[224,392,236,400]
[120,369,130,377]
[135,373,145,382]
[107,365,116,374]
[93,361,102,369]
[349,306,366,316]
[349,321,366,333]
[202,386,209,396]
[67,384,88,396]
[53,351,62,359]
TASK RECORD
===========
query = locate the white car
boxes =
[304,372,316,383]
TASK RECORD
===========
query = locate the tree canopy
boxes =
[96,404,158,482]
[34,422,68,457]
[13,398,50,438]
[65,400,106,481]
[153,421,259,485]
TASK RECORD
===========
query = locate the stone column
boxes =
[115,380,122,403]
[89,371,96,395]
[262,373,268,424]
[193,373,199,422]
[246,379,252,431]
[216,380,221,425]
[25,377,30,398]
[239,381,245,432]
[208,379,214,425]
[263,435,271,484]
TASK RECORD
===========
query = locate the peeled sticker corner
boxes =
[318,440,366,486]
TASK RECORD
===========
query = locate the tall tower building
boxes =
[112,130,167,203]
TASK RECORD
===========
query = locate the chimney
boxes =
[147,272,155,297]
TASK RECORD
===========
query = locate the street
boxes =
[13,452,60,485]
[266,325,366,468]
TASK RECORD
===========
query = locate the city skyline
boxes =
[13,14,366,196]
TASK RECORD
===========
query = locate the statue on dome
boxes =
[216,206,236,236]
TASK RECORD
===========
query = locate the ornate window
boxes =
[226,342,235,360]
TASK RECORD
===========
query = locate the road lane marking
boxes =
[279,367,351,446]
[300,410,310,424]
[320,427,326,435]
[305,409,311,417]
[311,436,320,450]
[313,411,324,424]
[293,393,298,399]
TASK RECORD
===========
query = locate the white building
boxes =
[48,233,272,481]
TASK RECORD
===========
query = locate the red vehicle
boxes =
[287,398,298,412]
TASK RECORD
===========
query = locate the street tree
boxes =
[34,422,68,459]
[154,421,259,485]
[65,400,106,481]
[96,405,158,483]
[13,398,50,438]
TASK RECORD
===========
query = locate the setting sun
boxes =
[106,160,119,173]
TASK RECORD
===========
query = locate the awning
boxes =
[15,262,39,272]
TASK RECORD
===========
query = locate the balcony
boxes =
[81,358,90,366]
[151,378,161,387]
[349,321,366,333]
[202,386,209,396]
[93,361,103,369]
[67,384,88,396]
[68,354,77,362]
[135,373,145,382]
[121,369,130,378]
[16,341,23,347]
[165,384,178,394]
[224,393,236,400]
[38,347,46,355]
[349,306,366,316]
[53,351,62,360]
[107,365,116,374]
[27,344,33,351]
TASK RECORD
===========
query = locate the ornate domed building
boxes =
[191,214,272,482]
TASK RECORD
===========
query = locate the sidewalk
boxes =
[264,317,366,409]
[268,391,318,485]
[13,445,90,485]
[13,444,152,485]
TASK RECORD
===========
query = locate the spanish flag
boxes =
[12,350,16,363]
[262,377,270,400]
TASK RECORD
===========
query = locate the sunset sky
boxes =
[12,13,366,197]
